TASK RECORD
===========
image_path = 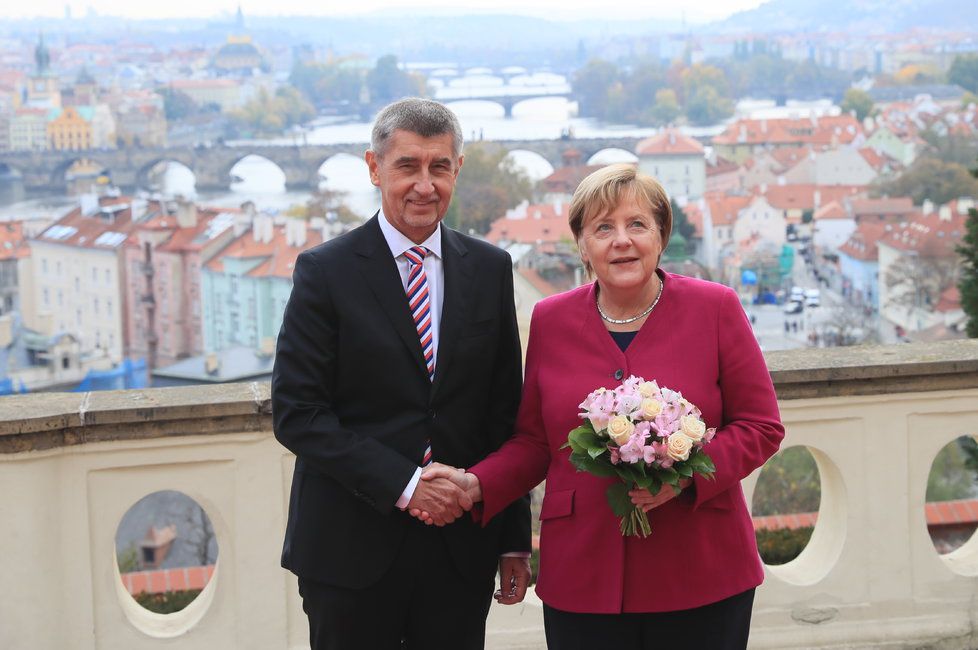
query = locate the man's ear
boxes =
[365,150,381,187]
[454,154,464,179]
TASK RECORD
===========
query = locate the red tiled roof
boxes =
[636,129,704,156]
[36,196,142,251]
[516,267,561,298]
[813,200,848,220]
[768,146,812,171]
[0,221,30,260]
[878,206,966,257]
[838,220,892,261]
[703,191,752,227]
[762,184,865,212]
[713,114,863,148]
[207,221,324,279]
[121,565,216,595]
[485,203,572,245]
[936,285,961,313]
[753,498,978,531]
[541,165,605,194]
[682,201,705,238]
[850,197,915,218]
[706,155,739,177]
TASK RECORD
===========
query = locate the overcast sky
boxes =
[0,0,767,23]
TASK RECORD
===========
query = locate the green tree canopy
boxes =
[367,55,427,107]
[444,144,533,235]
[230,86,315,136]
[950,54,978,94]
[876,157,978,205]
[958,159,978,338]
[841,88,874,121]
[290,61,363,107]
[573,59,621,119]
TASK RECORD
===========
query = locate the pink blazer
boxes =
[471,272,784,614]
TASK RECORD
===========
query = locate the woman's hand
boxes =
[629,478,692,512]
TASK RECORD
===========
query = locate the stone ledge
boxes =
[0,382,271,453]
[766,339,978,400]
[1,340,976,452]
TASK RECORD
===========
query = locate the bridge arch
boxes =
[135,156,198,194]
[587,148,639,165]
[315,153,372,192]
[226,154,287,193]
[504,149,554,182]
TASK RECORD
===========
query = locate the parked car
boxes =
[783,300,804,314]
[790,286,804,302]
[804,288,821,307]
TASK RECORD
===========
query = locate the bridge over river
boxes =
[0,137,643,194]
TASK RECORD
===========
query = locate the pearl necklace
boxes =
[596,278,664,325]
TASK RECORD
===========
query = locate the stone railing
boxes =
[1,339,977,649]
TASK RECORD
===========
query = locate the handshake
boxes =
[405,462,482,526]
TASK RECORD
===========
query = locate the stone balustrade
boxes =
[1,339,977,649]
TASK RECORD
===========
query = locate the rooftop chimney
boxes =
[175,197,198,229]
[205,352,220,375]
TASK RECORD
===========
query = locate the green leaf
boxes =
[606,482,635,517]
[676,463,694,478]
[568,452,618,478]
[567,427,604,457]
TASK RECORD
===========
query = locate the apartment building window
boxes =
[76,308,82,325]
[56,261,62,276]
[105,269,111,285]
[42,259,48,274]
[106,299,113,316]
[43,288,50,306]
[93,297,99,315]
[75,277,80,292]
[57,290,63,307]
[92,268,97,283]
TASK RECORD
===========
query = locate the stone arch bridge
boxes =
[0,137,642,194]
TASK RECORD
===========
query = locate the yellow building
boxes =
[47,107,93,151]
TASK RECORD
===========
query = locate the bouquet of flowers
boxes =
[563,375,716,537]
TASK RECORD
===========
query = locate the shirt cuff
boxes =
[500,552,532,558]
[395,467,423,510]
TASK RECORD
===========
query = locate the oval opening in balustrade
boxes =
[926,435,978,570]
[115,490,219,616]
[750,444,846,586]
[752,446,821,565]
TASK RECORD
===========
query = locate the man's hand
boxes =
[495,556,531,605]
[408,463,482,524]
[405,462,474,526]
[629,478,692,512]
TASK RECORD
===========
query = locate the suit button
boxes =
[614,369,624,381]
[428,409,436,419]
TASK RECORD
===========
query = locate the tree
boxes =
[366,55,426,107]
[876,157,978,205]
[819,304,877,346]
[751,446,821,516]
[948,54,978,94]
[685,85,733,126]
[958,161,978,337]
[573,59,620,119]
[230,86,315,136]
[841,88,874,121]
[159,88,198,121]
[894,63,943,86]
[290,61,363,108]
[885,253,960,318]
[444,144,532,235]
[649,88,681,126]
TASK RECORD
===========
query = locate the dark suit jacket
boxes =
[272,215,531,589]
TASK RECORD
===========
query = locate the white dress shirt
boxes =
[378,213,443,509]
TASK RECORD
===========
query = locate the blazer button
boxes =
[614,369,624,381]
[428,409,436,419]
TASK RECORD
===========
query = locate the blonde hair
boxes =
[568,163,673,275]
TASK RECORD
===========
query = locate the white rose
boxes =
[607,415,635,446]
[667,432,693,462]
[640,398,663,419]
[680,415,706,442]
[638,381,657,398]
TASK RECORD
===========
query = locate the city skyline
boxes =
[0,0,766,23]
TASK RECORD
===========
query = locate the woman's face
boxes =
[579,191,663,294]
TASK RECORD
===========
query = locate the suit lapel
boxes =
[353,215,429,376]
[432,227,471,396]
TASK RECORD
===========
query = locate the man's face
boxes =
[365,129,463,244]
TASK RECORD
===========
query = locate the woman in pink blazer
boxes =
[422,164,784,648]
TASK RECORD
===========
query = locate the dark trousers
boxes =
[298,524,494,650]
[543,588,755,650]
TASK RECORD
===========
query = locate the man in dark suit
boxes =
[272,98,531,650]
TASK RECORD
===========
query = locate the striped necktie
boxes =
[404,245,434,466]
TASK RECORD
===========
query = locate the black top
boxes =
[608,330,639,351]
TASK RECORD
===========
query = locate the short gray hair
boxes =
[370,98,464,160]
